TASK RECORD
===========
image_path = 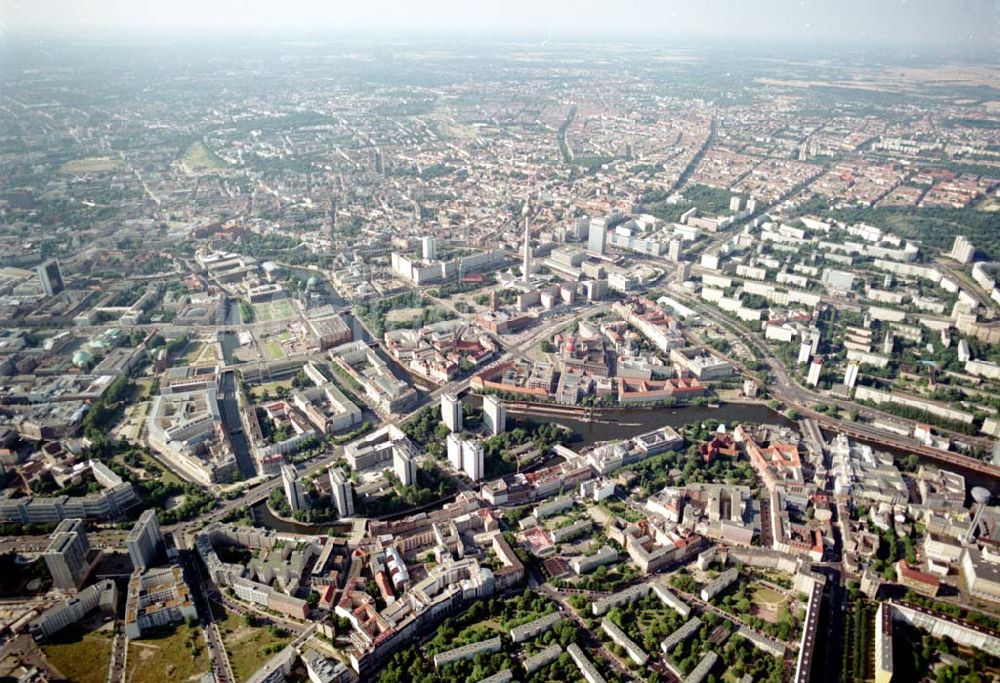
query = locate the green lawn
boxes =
[250,378,295,400]
[261,337,286,360]
[135,377,158,398]
[41,628,113,683]
[751,584,791,623]
[181,141,227,173]
[60,156,123,173]
[126,623,209,683]
[252,299,295,322]
[177,341,213,365]
[216,610,294,682]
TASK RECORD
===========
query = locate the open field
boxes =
[181,141,227,173]
[60,156,123,173]
[252,299,295,322]
[250,378,295,400]
[41,627,113,683]
[126,623,209,683]
[751,584,790,623]
[384,306,424,323]
[217,610,294,683]
[135,377,158,398]
[178,341,217,365]
[261,339,285,360]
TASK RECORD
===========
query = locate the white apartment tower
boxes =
[441,393,463,433]
[588,217,607,256]
[281,464,308,512]
[807,359,823,387]
[422,236,437,261]
[797,340,812,365]
[949,235,975,264]
[844,362,860,390]
[461,439,484,482]
[36,259,65,297]
[126,510,164,572]
[668,239,682,262]
[393,442,417,486]
[522,204,532,283]
[482,394,506,435]
[676,261,692,283]
[447,432,463,470]
[43,519,91,591]
[328,466,355,517]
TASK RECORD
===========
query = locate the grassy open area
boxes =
[119,448,186,489]
[263,337,285,360]
[134,377,158,398]
[60,156,123,173]
[751,584,791,623]
[384,306,425,323]
[41,628,113,683]
[181,140,227,173]
[126,623,208,683]
[250,378,295,400]
[217,610,294,682]
[178,341,216,365]
[252,299,295,322]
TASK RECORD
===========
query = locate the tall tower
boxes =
[36,259,65,297]
[441,392,463,433]
[522,203,531,284]
[281,464,308,513]
[126,510,164,572]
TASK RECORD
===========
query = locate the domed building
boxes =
[306,275,320,291]
[72,349,93,369]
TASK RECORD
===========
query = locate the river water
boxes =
[505,401,791,450]
[248,397,1000,533]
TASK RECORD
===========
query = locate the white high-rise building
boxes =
[807,359,823,387]
[676,261,692,283]
[482,395,506,435]
[668,239,682,262]
[43,519,91,591]
[797,341,812,365]
[844,362,860,390]
[461,439,484,482]
[126,510,164,572]
[36,259,65,297]
[446,432,463,470]
[441,393,463,433]
[729,196,741,213]
[422,236,437,261]
[958,339,971,363]
[328,466,354,517]
[809,333,821,354]
[393,443,417,486]
[522,204,532,283]
[588,217,607,255]
[281,464,308,512]
[949,235,975,264]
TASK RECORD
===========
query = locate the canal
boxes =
[217,370,257,479]
[250,499,354,535]
[502,401,793,450]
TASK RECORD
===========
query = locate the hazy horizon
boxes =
[1,0,998,53]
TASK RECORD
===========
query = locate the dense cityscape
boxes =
[0,9,999,683]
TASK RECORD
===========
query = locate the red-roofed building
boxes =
[618,377,706,404]
[896,560,941,597]
[698,433,739,464]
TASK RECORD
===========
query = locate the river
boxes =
[250,498,354,535]
[502,401,793,450]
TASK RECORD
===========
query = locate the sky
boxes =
[0,0,997,49]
